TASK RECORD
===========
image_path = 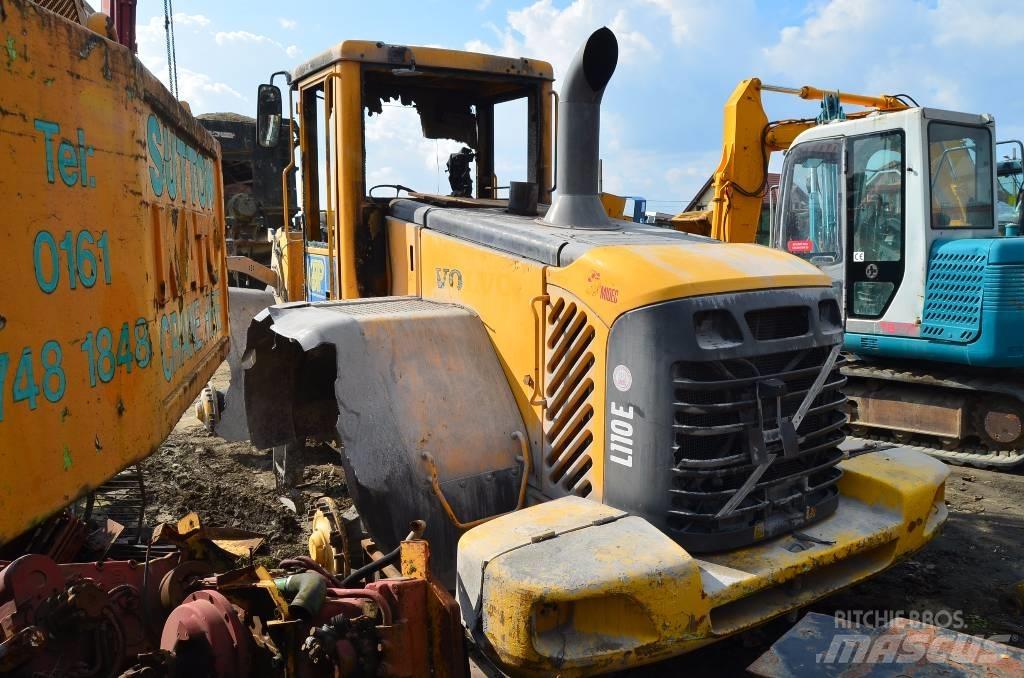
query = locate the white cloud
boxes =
[762,0,908,81]
[175,14,210,29]
[279,17,298,30]
[214,30,301,61]
[761,0,1024,114]
[176,68,245,105]
[142,62,245,108]
[214,30,274,46]
[465,0,666,80]
[364,105,466,194]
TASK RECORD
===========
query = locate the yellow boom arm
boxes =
[671,78,908,243]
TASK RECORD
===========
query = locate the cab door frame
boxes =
[843,128,908,320]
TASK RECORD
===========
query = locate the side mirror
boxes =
[257,83,283,148]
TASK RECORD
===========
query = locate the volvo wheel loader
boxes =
[672,79,1024,468]
[232,27,950,675]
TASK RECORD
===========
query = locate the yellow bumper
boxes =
[456,448,948,676]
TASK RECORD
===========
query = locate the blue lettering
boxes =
[57,140,78,186]
[77,128,93,188]
[160,313,172,381]
[34,119,60,183]
[147,114,163,196]
[164,128,177,200]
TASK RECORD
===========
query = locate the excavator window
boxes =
[996,140,1023,226]
[848,131,904,264]
[847,130,905,318]
[777,139,842,264]
[928,122,994,229]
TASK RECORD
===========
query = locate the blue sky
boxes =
[137,0,1024,213]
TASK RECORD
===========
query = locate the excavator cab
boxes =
[773,108,1024,458]
[774,110,1001,330]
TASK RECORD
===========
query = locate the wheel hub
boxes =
[983,409,1023,445]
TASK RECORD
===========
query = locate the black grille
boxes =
[745,306,810,340]
[668,345,847,551]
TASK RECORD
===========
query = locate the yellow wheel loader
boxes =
[232,27,950,675]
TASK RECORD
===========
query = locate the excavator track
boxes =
[843,359,1024,469]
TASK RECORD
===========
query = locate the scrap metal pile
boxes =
[1,506,463,677]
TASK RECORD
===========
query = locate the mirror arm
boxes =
[269,70,293,87]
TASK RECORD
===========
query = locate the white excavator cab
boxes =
[774,108,998,326]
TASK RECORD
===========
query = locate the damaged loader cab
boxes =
[242,28,949,675]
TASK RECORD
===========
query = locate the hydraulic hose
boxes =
[274,571,328,620]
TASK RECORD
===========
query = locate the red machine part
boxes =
[101,0,138,52]
[161,589,252,677]
[0,552,180,675]
[154,574,466,677]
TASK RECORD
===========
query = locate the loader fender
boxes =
[243,297,528,586]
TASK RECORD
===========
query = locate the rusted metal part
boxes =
[842,360,1024,467]
[158,560,215,610]
[0,625,46,670]
[748,612,1024,677]
[12,511,90,563]
[401,539,469,678]
[423,430,531,531]
[227,255,279,288]
[847,380,968,439]
[150,512,265,564]
[0,551,179,675]
[160,589,253,677]
[142,548,467,676]
[3,509,460,676]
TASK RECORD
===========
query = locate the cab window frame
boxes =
[927,120,995,230]
[844,128,906,319]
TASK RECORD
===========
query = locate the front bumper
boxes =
[456,448,948,676]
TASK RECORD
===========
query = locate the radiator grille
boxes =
[745,306,810,340]
[982,264,1024,312]
[921,246,986,342]
[543,297,596,497]
[668,345,847,551]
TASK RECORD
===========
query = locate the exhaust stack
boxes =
[543,27,619,229]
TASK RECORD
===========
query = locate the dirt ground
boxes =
[141,364,352,565]
[146,369,1024,674]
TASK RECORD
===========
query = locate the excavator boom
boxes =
[671,78,908,243]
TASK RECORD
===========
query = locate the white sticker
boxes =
[853,251,865,262]
[612,364,632,392]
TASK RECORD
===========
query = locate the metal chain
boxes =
[163,0,178,98]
